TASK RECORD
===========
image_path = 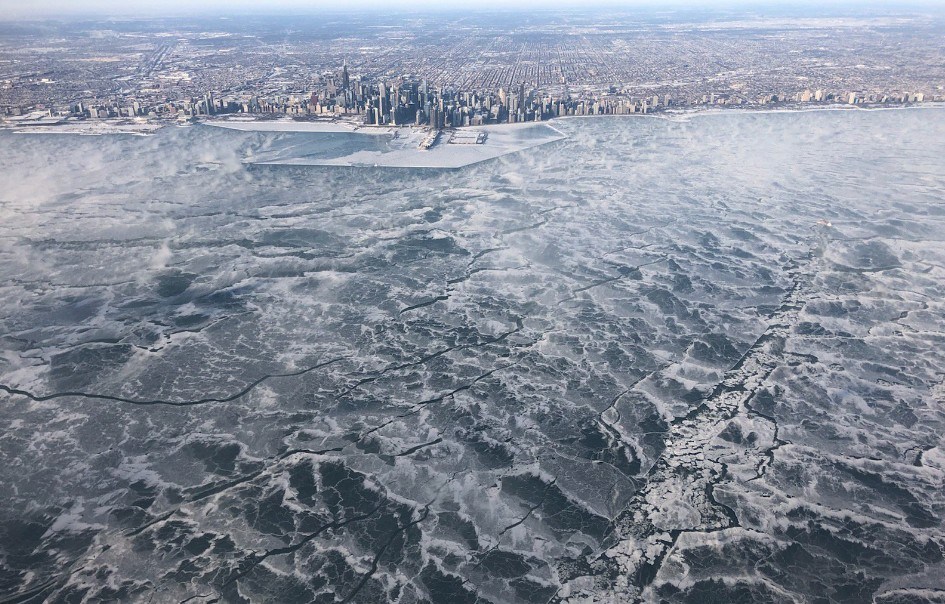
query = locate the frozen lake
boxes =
[1,108,944,603]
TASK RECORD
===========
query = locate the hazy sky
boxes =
[1,0,940,19]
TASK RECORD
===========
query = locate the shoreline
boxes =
[2,101,941,136]
[557,102,945,122]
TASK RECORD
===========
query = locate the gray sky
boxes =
[0,0,941,19]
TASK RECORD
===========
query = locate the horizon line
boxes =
[2,0,945,23]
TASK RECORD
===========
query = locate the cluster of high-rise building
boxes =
[330,66,543,127]
[2,61,940,127]
[3,10,945,128]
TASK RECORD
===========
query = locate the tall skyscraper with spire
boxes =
[341,60,351,109]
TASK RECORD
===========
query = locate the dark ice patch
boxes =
[804,299,861,317]
[658,577,795,603]
[155,270,196,298]
[833,240,901,272]
[644,286,691,318]
[50,295,104,322]
[404,235,467,254]
[436,511,480,550]
[289,459,319,505]
[834,462,937,528]
[689,333,743,366]
[794,321,829,335]
[420,562,480,604]
[49,343,136,390]
[476,549,531,578]
[185,440,243,476]
[257,227,341,249]
[510,576,557,602]
[500,474,611,540]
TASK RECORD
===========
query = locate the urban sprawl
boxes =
[2,11,944,128]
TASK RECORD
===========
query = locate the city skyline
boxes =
[2,7,942,133]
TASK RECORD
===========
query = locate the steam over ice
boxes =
[1,109,944,603]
